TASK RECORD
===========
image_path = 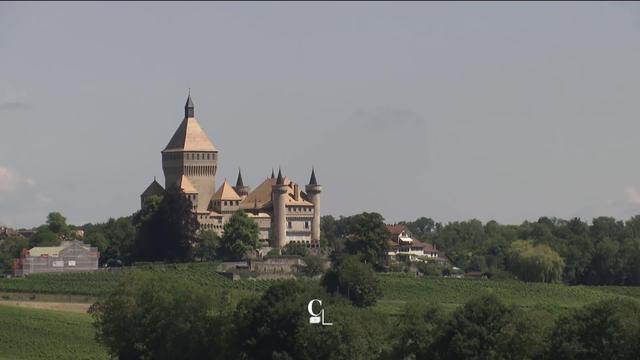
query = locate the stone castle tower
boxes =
[142,93,322,248]
[161,94,218,212]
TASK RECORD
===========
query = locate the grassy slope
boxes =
[0,305,108,360]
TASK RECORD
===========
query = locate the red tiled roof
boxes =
[386,224,408,236]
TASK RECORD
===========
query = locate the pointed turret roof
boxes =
[271,168,275,179]
[236,169,245,187]
[185,92,194,118]
[141,178,165,197]
[213,180,242,201]
[276,168,284,185]
[309,168,318,185]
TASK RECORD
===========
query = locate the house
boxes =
[13,241,99,276]
[386,224,447,263]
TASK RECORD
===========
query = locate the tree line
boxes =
[321,214,640,285]
[90,269,640,360]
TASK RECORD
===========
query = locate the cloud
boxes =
[0,167,35,194]
[624,186,640,205]
[0,167,50,228]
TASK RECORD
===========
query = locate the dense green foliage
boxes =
[233,281,390,360]
[300,254,326,277]
[507,240,564,283]
[45,212,70,236]
[547,299,640,360]
[219,210,259,260]
[83,216,136,266]
[194,229,220,261]
[0,305,108,359]
[90,271,231,360]
[321,214,640,285]
[133,185,199,262]
[322,255,382,307]
[322,212,390,268]
[87,273,640,360]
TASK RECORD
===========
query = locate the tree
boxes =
[0,236,29,273]
[232,281,389,360]
[390,302,447,359]
[282,243,308,257]
[299,255,326,277]
[431,293,543,360]
[194,230,220,261]
[507,240,564,283]
[46,212,69,235]
[219,210,259,260]
[89,272,232,360]
[30,227,60,247]
[547,299,640,360]
[342,212,389,268]
[231,281,330,359]
[321,255,382,307]
[133,185,198,262]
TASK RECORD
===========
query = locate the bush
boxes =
[321,255,382,307]
[89,271,233,360]
[299,255,326,277]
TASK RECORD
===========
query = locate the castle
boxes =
[140,94,321,248]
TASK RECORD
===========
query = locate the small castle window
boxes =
[287,221,292,229]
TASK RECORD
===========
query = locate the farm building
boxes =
[13,241,99,276]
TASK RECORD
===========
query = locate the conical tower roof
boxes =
[164,95,216,152]
[309,168,318,185]
[141,178,165,197]
[213,180,241,201]
[276,168,284,185]
[236,169,245,187]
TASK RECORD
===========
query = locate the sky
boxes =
[2,2,640,228]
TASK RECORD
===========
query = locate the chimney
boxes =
[294,184,299,200]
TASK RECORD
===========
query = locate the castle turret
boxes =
[272,168,288,248]
[234,168,250,198]
[305,168,322,242]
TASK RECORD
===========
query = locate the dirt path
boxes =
[0,300,91,313]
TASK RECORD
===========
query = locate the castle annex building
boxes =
[140,95,321,248]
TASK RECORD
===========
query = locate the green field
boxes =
[0,305,108,360]
[2,263,640,312]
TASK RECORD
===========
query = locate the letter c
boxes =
[308,299,322,317]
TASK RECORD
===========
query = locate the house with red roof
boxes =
[386,224,451,265]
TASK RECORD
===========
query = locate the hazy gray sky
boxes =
[2,2,640,228]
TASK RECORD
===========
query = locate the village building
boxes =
[386,224,450,265]
[140,94,321,249]
[13,241,99,276]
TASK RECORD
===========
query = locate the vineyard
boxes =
[0,304,108,359]
[377,274,640,312]
[0,263,296,297]
[2,263,640,312]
